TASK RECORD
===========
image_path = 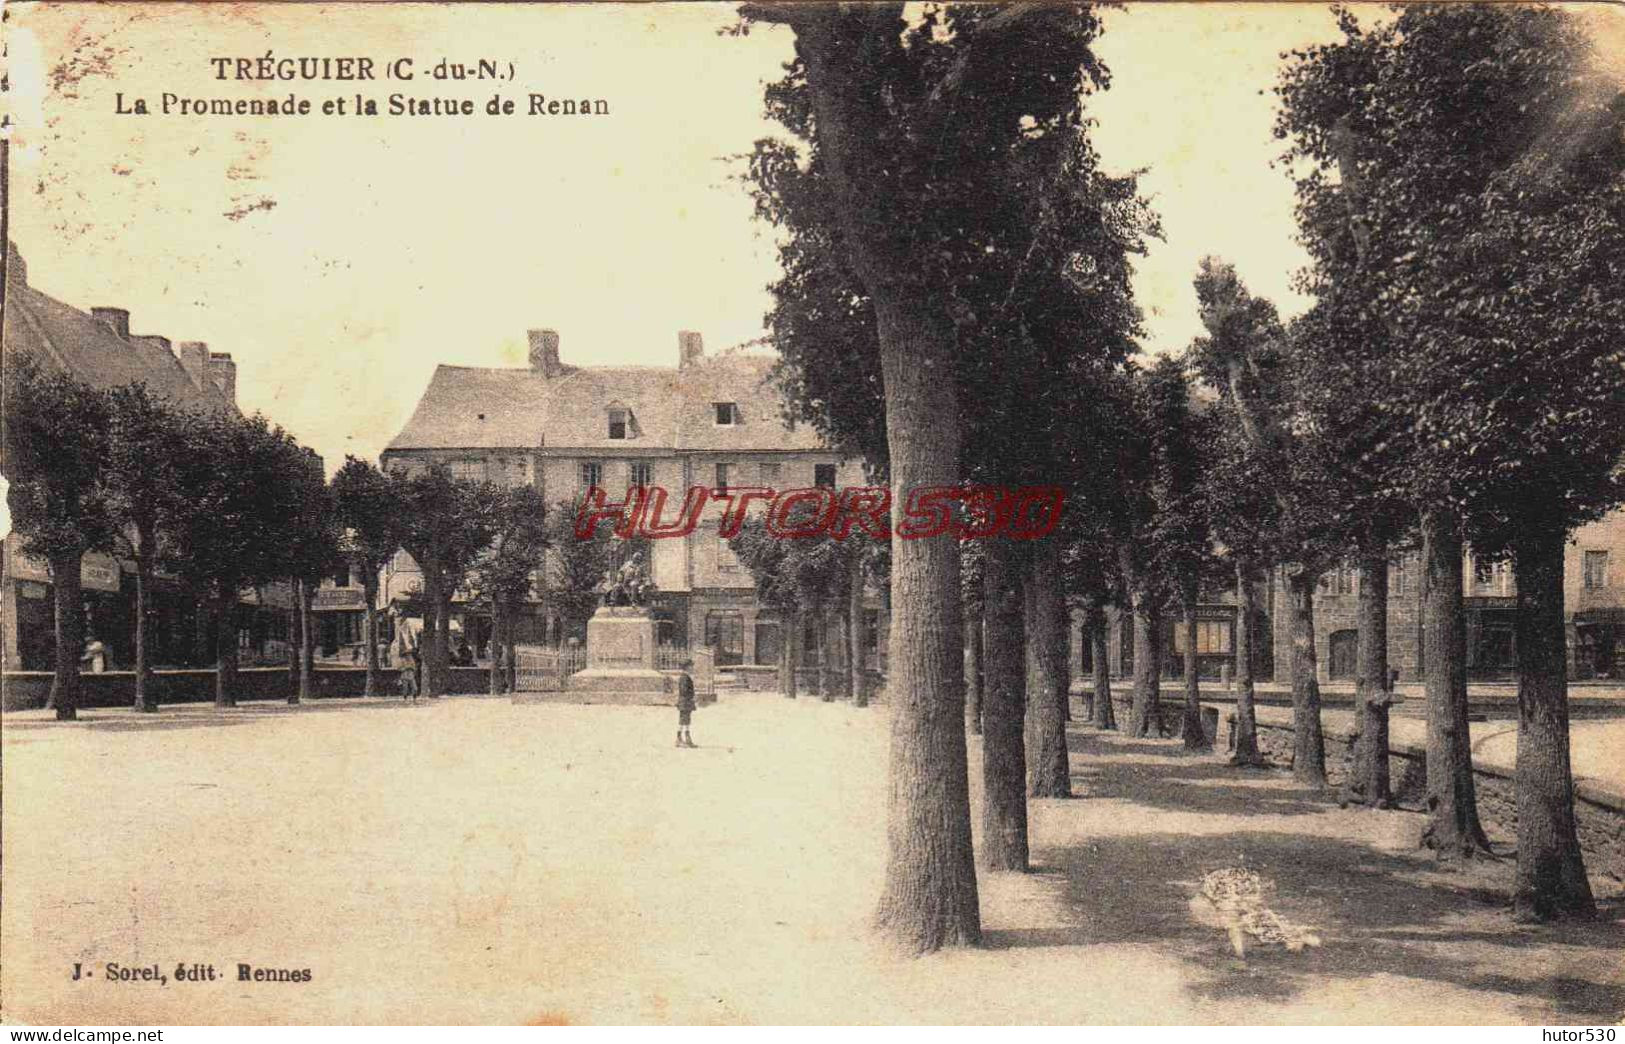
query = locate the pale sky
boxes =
[6,3,1619,474]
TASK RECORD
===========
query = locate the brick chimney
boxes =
[176,341,211,392]
[131,334,172,357]
[209,352,237,404]
[678,330,704,368]
[528,328,563,377]
[91,307,131,341]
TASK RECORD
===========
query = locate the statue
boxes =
[597,550,652,608]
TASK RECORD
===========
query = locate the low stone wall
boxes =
[1227,710,1624,886]
[1,666,497,710]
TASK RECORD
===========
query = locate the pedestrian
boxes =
[675,669,697,748]
[394,612,421,700]
[80,634,108,674]
[400,645,419,700]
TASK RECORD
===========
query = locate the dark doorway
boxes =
[1328,629,1358,680]
[706,610,744,666]
[754,621,782,666]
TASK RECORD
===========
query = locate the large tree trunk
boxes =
[868,296,979,952]
[1287,569,1327,784]
[1230,561,1263,766]
[784,608,801,699]
[286,593,298,688]
[1419,508,1492,858]
[133,550,156,712]
[1056,587,1072,723]
[195,603,212,668]
[1345,552,1393,808]
[1179,577,1209,751]
[295,579,314,704]
[1024,540,1070,797]
[1129,593,1163,738]
[964,608,983,735]
[1512,523,1595,921]
[48,550,85,721]
[503,617,516,689]
[417,570,441,696]
[1088,603,1115,731]
[363,576,381,697]
[214,593,239,708]
[850,551,867,707]
[980,535,1028,870]
[784,13,976,953]
[819,609,834,701]
[489,604,507,695]
[434,591,453,697]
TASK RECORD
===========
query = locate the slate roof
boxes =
[385,365,549,450]
[3,242,236,414]
[671,354,825,452]
[385,347,830,454]
[537,365,684,450]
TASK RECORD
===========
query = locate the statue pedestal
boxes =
[559,606,672,705]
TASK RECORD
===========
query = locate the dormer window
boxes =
[714,402,739,426]
[608,406,630,440]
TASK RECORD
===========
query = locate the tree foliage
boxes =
[1275,3,1625,542]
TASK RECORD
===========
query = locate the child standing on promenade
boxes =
[675,670,697,748]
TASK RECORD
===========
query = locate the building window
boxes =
[1475,552,1508,591]
[332,566,351,589]
[717,530,741,572]
[449,458,487,482]
[705,611,744,666]
[1391,554,1411,596]
[1171,620,1232,655]
[715,462,733,494]
[814,463,837,489]
[802,617,823,666]
[579,462,603,490]
[1334,566,1357,596]
[1584,550,1609,590]
[759,461,781,487]
[608,408,629,440]
[714,402,739,426]
[629,461,654,489]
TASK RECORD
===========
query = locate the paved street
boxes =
[3,694,1621,1024]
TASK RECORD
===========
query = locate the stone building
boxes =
[381,329,881,677]
[1068,512,1625,687]
[1267,518,1625,684]
[0,241,287,673]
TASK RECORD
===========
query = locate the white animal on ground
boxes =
[1188,867,1323,959]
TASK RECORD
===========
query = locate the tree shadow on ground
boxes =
[1067,731,1332,818]
[3,697,435,733]
[988,744,1625,1021]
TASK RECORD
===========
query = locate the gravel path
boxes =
[3,695,1620,1024]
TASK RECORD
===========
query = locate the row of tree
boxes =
[3,357,625,717]
[733,0,1624,949]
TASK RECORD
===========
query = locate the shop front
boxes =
[1573,609,1623,680]
[1465,596,1517,680]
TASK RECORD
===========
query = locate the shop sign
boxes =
[312,587,365,610]
[4,540,122,593]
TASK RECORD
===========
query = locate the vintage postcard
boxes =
[2,0,1623,1029]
